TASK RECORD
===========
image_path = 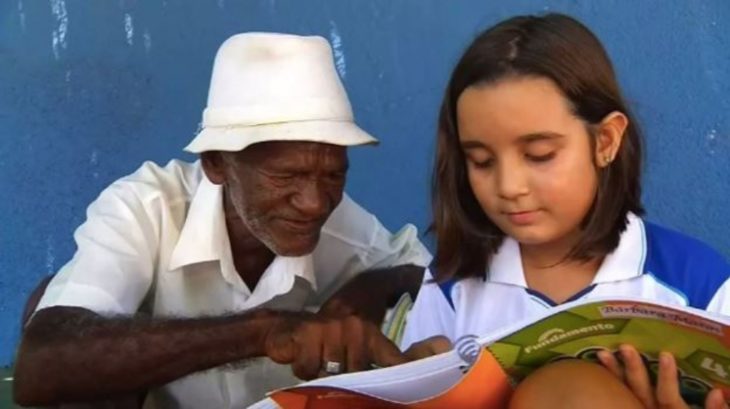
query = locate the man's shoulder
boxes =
[319,193,377,247]
[108,159,203,204]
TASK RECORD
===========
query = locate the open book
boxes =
[249,297,730,408]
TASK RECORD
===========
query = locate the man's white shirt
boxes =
[36,159,432,408]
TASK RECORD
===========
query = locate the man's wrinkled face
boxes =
[221,141,348,256]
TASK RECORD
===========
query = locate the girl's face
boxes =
[457,76,605,249]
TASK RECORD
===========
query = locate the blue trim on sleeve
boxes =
[645,271,689,305]
[643,221,730,309]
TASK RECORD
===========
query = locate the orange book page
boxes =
[270,350,512,409]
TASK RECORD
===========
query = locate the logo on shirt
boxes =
[455,334,481,365]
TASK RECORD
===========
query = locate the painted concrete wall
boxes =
[0,0,728,366]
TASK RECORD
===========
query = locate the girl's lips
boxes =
[504,210,540,225]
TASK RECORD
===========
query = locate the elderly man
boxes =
[14,33,430,408]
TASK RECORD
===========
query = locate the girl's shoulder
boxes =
[642,219,729,308]
[642,220,727,266]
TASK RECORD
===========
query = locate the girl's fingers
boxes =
[597,349,623,379]
[620,344,658,408]
[654,351,688,409]
[704,388,728,409]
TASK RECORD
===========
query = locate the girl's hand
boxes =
[597,344,728,409]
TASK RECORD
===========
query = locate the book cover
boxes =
[250,298,730,408]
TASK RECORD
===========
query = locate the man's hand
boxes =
[318,274,389,323]
[403,336,453,361]
[263,312,408,380]
[598,344,728,409]
[318,264,425,325]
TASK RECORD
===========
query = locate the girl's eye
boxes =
[470,157,494,168]
[526,152,555,163]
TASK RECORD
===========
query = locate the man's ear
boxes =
[200,151,227,185]
[594,111,629,168]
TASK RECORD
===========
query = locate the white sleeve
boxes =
[323,194,431,271]
[399,268,456,351]
[312,194,432,302]
[362,221,432,269]
[706,278,730,316]
[35,181,158,316]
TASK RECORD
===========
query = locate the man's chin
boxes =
[267,235,320,257]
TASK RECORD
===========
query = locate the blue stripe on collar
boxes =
[525,284,597,307]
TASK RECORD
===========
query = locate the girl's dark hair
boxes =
[432,13,644,281]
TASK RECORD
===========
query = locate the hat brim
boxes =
[184,120,379,153]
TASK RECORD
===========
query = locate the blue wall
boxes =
[1,0,728,366]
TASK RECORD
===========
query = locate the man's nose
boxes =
[291,180,329,218]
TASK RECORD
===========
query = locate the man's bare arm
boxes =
[14,305,407,406]
[14,306,278,406]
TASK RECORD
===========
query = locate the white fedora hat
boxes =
[184,32,378,153]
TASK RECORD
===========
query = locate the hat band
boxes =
[202,98,354,128]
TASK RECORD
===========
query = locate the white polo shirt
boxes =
[35,159,431,409]
[401,213,730,350]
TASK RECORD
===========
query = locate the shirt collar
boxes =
[487,212,647,286]
[487,237,527,286]
[168,170,317,291]
[168,174,225,270]
[592,212,647,284]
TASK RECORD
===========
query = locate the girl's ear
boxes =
[200,151,227,185]
[594,111,629,168]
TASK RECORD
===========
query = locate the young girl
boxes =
[401,13,730,408]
